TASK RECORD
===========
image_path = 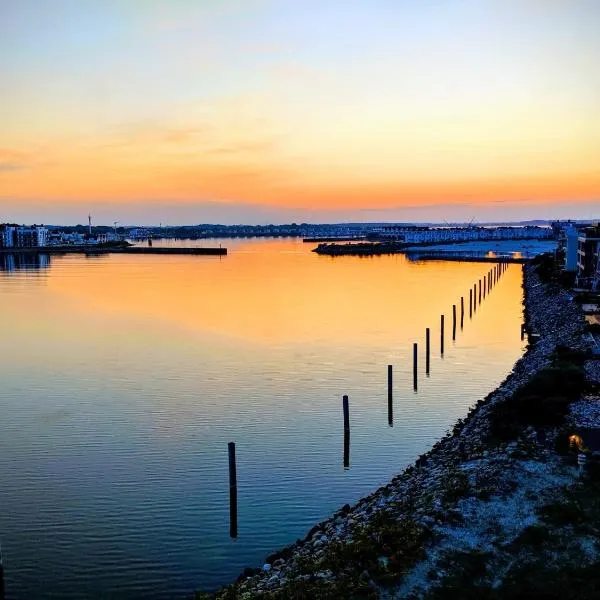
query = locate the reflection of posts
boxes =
[343,430,350,470]
[452,305,457,340]
[440,315,445,355]
[228,442,238,538]
[387,366,393,426]
[413,343,418,391]
[425,328,430,375]
[343,395,350,469]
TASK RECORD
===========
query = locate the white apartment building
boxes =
[1,225,49,248]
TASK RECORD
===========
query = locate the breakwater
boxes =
[404,250,528,263]
[313,241,405,255]
[0,245,226,256]
[121,246,226,255]
[204,259,593,599]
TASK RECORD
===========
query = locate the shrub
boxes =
[489,357,585,441]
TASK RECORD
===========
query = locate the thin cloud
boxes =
[0,161,27,173]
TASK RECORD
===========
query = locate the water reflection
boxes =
[0,238,527,599]
[0,253,51,273]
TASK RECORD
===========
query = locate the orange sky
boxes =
[1,1,599,223]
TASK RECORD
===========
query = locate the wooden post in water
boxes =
[343,395,350,434]
[343,395,350,468]
[228,442,238,538]
[473,284,477,312]
[440,314,445,355]
[483,275,486,299]
[425,327,431,375]
[478,279,482,304]
[489,270,492,292]
[452,304,457,340]
[460,296,465,329]
[413,343,418,390]
[469,289,473,317]
[387,366,393,426]
[0,543,4,600]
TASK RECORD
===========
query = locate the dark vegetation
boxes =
[587,322,600,335]
[489,346,587,442]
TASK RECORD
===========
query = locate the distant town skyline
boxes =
[1,1,599,223]
[1,200,599,227]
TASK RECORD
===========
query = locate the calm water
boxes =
[0,238,526,599]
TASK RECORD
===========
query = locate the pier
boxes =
[0,245,227,256]
[404,250,527,263]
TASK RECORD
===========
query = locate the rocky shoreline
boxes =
[202,260,597,599]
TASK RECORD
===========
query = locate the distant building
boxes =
[1,225,16,248]
[372,225,553,244]
[0,224,48,248]
[129,228,151,239]
[577,225,600,286]
[564,224,580,272]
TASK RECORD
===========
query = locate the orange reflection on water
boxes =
[38,240,524,349]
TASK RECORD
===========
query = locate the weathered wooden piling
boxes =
[425,327,431,375]
[440,314,445,355]
[343,395,350,468]
[473,284,477,312]
[343,395,350,434]
[228,442,238,538]
[483,275,486,298]
[469,289,473,317]
[479,279,482,304]
[460,296,465,328]
[0,543,4,600]
[387,366,393,425]
[452,304,457,340]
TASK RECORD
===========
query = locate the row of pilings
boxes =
[228,260,510,538]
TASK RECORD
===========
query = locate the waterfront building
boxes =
[564,224,580,272]
[576,225,600,286]
[1,225,16,248]
[372,225,553,244]
[0,225,48,248]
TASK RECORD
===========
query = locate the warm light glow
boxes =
[569,434,585,452]
[31,240,525,345]
[1,0,599,222]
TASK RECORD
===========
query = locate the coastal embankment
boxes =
[201,256,600,599]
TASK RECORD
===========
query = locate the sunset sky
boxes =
[1,0,599,224]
